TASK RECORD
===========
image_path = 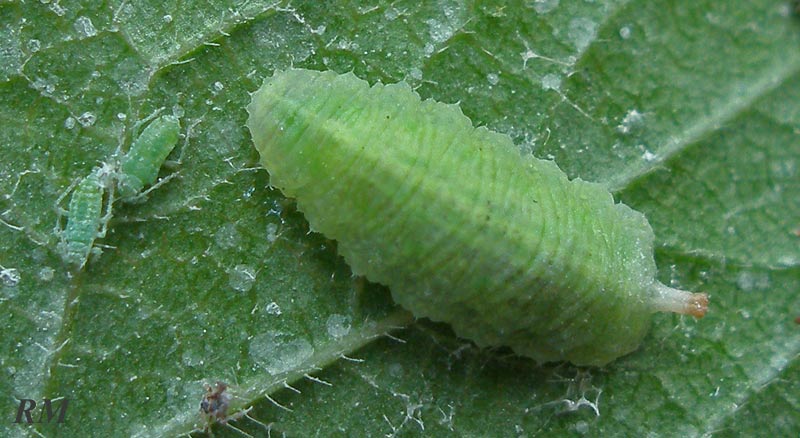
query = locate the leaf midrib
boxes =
[151,308,414,436]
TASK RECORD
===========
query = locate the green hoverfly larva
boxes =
[246,69,708,366]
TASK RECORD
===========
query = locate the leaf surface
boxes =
[0,1,798,436]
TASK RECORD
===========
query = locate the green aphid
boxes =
[117,114,180,200]
[246,69,709,366]
[56,166,114,270]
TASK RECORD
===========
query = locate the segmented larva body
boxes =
[117,114,180,199]
[58,167,112,269]
[246,69,708,366]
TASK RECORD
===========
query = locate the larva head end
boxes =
[685,292,709,318]
[652,283,709,319]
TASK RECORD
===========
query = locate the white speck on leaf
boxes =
[38,267,55,282]
[1,265,21,287]
[249,331,314,375]
[181,347,205,367]
[567,17,598,51]
[531,0,559,14]
[326,314,352,339]
[384,7,401,21]
[265,223,279,243]
[265,301,282,315]
[617,109,644,134]
[214,223,240,249]
[27,39,41,52]
[228,264,256,292]
[49,2,67,17]
[74,16,97,38]
[541,73,561,91]
[426,18,454,43]
[77,112,96,127]
[736,271,770,291]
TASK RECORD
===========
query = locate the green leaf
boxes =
[1,1,798,436]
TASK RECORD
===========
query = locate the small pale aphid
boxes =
[55,165,115,270]
[53,114,179,269]
[200,381,232,424]
[117,114,181,201]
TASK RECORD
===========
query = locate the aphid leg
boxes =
[131,107,166,138]
[87,242,117,262]
[96,172,116,239]
[53,177,82,256]
[53,177,82,225]
[166,118,201,168]
[122,171,181,204]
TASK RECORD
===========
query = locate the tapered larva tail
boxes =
[651,284,709,318]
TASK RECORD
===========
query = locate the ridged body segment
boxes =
[60,170,105,268]
[247,69,681,366]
